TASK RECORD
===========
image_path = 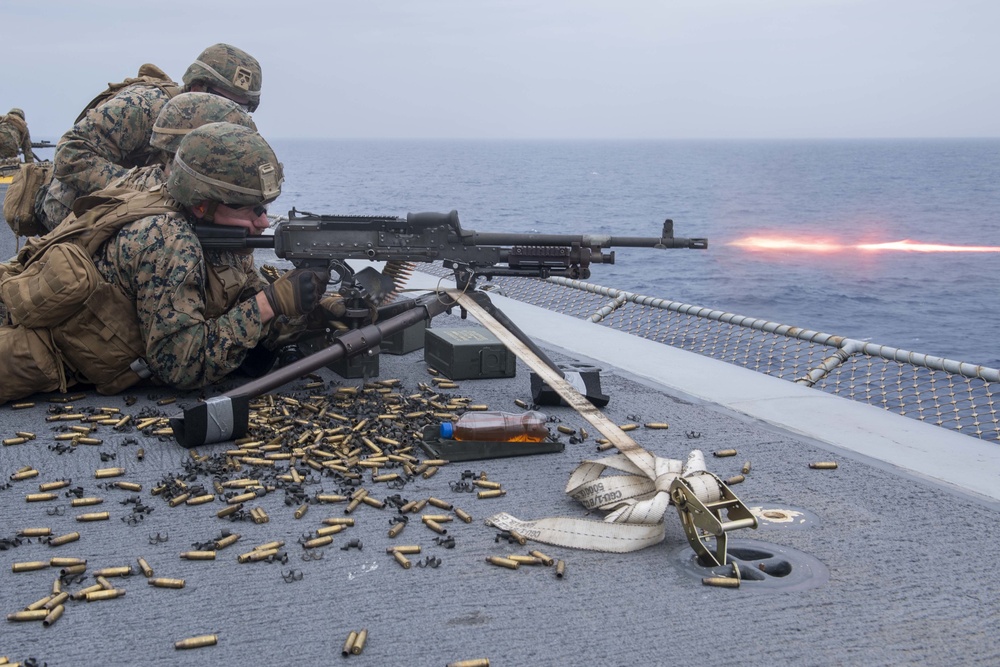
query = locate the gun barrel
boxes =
[464,232,706,250]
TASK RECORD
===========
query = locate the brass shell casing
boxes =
[809,461,839,470]
[48,532,81,547]
[238,548,277,564]
[345,498,362,514]
[71,497,103,507]
[644,422,670,429]
[186,494,215,506]
[342,631,358,656]
[447,660,491,667]
[303,536,333,549]
[149,578,186,589]
[725,474,746,485]
[294,503,309,519]
[19,527,52,537]
[10,560,49,572]
[386,545,421,555]
[427,497,453,510]
[316,525,345,537]
[713,449,738,458]
[424,519,447,535]
[473,480,502,490]
[43,604,65,627]
[702,576,741,588]
[352,628,368,655]
[174,634,218,650]
[321,517,355,526]
[71,583,103,600]
[486,556,519,570]
[44,592,69,610]
[388,522,406,538]
[137,557,154,577]
[85,588,126,601]
[454,508,473,523]
[213,534,241,550]
[25,492,58,502]
[254,540,285,551]
[76,511,110,522]
[477,489,506,499]
[741,461,752,475]
[217,503,243,518]
[94,467,125,479]
[360,495,385,509]
[60,564,87,576]
[94,566,132,577]
[508,530,528,546]
[25,595,53,611]
[39,480,71,492]
[506,555,543,565]
[555,560,566,578]
[529,550,554,566]
[180,551,216,560]
[7,610,48,622]
[49,557,85,567]
[393,551,412,569]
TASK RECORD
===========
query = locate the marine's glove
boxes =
[319,294,347,318]
[262,267,329,317]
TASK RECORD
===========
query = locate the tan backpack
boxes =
[2,161,53,237]
[74,63,182,124]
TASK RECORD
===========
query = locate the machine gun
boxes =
[196,208,706,290]
[170,209,707,448]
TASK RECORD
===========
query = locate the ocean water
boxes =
[269,139,1000,367]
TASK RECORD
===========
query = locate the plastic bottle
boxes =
[441,411,549,442]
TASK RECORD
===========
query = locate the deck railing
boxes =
[421,268,1000,442]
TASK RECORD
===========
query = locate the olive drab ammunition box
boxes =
[328,350,380,379]
[423,327,515,380]
[381,319,428,355]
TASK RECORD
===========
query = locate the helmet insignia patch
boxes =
[259,163,281,200]
[232,66,253,91]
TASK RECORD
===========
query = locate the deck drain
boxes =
[671,538,829,592]
[749,505,821,530]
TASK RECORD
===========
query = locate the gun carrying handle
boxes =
[408,210,463,237]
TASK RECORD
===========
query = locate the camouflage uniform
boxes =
[41,82,175,229]
[107,92,256,192]
[0,122,285,404]
[0,109,33,163]
[92,210,269,389]
[40,44,262,231]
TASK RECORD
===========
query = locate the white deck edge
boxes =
[405,271,1000,502]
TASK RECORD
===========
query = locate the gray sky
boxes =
[5,0,998,140]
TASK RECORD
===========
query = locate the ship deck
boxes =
[1,198,999,666]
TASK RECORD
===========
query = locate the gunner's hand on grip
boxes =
[262,268,329,317]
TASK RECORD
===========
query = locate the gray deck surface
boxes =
[2,196,1000,666]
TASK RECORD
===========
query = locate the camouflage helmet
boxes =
[8,108,24,120]
[151,92,258,154]
[167,122,283,208]
[182,43,262,112]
